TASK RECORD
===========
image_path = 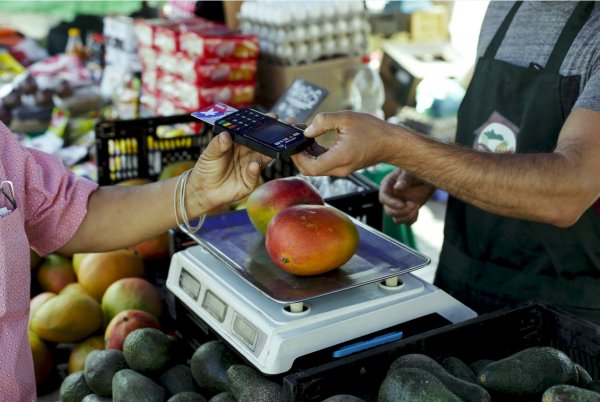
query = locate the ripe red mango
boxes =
[265,205,359,276]
[246,177,324,235]
[104,309,161,350]
[101,277,163,326]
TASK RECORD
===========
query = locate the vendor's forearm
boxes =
[384,113,599,227]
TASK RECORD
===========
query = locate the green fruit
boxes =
[60,371,93,402]
[207,392,236,402]
[84,349,128,397]
[478,346,577,395]
[388,353,490,402]
[542,384,600,402]
[167,392,207,402]
[226,364,283,402]
[159,364,197,396]
[379,367,462,402]
[320,395,366,401]
[190,340,239,394]
[112,368,165,402]
[441,356,477,384]
[123,328,172,373]
[82,395,112,402]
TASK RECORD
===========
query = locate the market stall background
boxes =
[10,0,598,401]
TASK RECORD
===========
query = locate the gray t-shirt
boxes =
[477,1,600,113]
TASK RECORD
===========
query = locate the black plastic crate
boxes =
[94,114,211,185]
[282,301,600,402]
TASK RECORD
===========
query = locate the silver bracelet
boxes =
[173,172,184,228]
[179,168,206,233]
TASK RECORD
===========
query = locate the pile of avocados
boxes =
[59,327,285,402]
[378,346,600,402]
[59,326,600,401]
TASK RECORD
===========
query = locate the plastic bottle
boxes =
[349,54,385,118]
[65,27,86,61]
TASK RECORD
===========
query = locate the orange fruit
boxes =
[36,253,76,293]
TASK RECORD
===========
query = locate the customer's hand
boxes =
[291,111,395,177]
[186,131,272,217]
[379,168,435,225]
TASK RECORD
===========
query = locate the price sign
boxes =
[270,79,329,123]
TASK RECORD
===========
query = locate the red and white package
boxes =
[154,18,220,53]
[156,73,255,110]
[177,56,257,85]
[179,29,259,62]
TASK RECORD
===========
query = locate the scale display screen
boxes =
[179,268,201,300]
[202,290,228,322]
[232,313,257,350]
[183,209,431,303]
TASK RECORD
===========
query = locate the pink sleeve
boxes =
[0,124,99,255]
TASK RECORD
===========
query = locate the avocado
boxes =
[379,367,462,402]
[574,364,593,387]
[207,392,236,402]
[159,364,197,396]
[82,395,113,402]
[478,346,577,395]
[60,371,93,402]
[84,349,128,397]
[388,353,490,402]
[190,340,239,394]
[320,395,366,401]
[226,364,283,402]
[167,391,207,402]
[123,328,173,373]
[112,368,165,402]
[470,359,495,375]
[441,356,478,384]
[542,384,600,402]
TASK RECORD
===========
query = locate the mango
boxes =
[105,309,161,351]
[68,335,105,373]
[159,160,195,180]
[101,277,163,325]
[29,330,53,385]
[265,205,359,276]
[37,253,77,293]
[127,232,170,261]
[246,177,324,235]
[29,292,56,326]
[30,290,103,343]
[77,250,145,301]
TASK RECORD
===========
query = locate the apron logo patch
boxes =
[473,111,518,154]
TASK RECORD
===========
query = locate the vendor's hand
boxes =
[186,131,272,217]
[291,111,394,177]
[379,168,435,225]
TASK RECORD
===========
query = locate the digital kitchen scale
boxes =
[166,209,477,375]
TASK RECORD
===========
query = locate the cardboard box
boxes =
[255,56,362,121]
[379,41,467,117]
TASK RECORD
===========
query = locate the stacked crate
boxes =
[134,18,259,116]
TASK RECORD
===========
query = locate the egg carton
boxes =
[238,1,371,65]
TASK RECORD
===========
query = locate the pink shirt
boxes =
[0,123,97,401]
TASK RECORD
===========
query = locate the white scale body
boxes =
[167,244,477,375]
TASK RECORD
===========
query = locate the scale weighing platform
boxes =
[166,209,476,375]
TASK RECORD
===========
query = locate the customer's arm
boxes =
[58,132,271,254]
[293,108,600,227]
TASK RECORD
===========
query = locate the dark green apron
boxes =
[434,2,600,323]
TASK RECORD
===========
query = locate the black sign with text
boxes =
[270,79,329,123]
